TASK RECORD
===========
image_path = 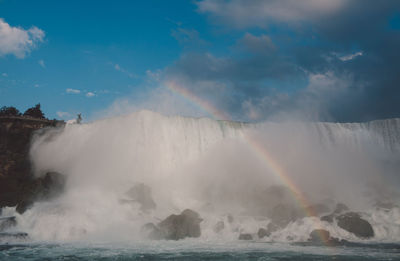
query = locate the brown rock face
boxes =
[0,117,65,213]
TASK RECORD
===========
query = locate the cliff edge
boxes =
[0,116,65,213]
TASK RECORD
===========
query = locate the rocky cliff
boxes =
[0,116,65,213]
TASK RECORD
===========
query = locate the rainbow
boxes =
[166,80,230,120]
[166,80,331,244]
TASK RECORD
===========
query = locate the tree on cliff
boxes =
[0,106,21,117]
[23,103,45,119]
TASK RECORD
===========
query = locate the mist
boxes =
[13,110,398,242]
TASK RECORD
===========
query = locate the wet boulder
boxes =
[336,212,374,239]
[308,229,346,246]
[319,203,374,239]
[257,228,269,239]
[309,229,331,243]
[238,233,253,240]
[125,183,156,212]
[154,209,202,240]
[257,223,280,239]
[310,229,354,246]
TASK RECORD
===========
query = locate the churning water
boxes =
[1,111,400,260]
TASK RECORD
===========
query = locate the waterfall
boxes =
[15,110,400,242]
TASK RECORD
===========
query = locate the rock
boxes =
[309,229,330,242]
[126,183,156,211]
[41,171,66,197]
[257,223,279,239]
[227,214,234,223]
[16,200,34,214]
[308,229,347,246]
[0,216,16,232]
[319,205,374,239]
[0,117,64,213]
[336,212,374,239]
[15,171,66,214]
[238,233,253,240]
[213,221,225,233]
[257,228,269,239]
[157,209,202,240]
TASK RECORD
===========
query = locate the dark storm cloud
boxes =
[164,49,304,120]
[168,51,298,83]
[164,0,400,122]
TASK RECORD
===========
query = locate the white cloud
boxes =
[66,88,81,94]
[0,18,45,58]
[240,71,355,121]
[38,59,45,68]
[86,92,95,97]
[197,0,345,28]
[339,51,363,62]
[113,63,135,78]
[1,73,7,77]
[34,84,39,88]
[146,69,162,82]
[171,28,208,47]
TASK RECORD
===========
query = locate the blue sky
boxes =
[1,0,400,122]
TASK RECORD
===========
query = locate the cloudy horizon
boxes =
[1,0,400,123]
